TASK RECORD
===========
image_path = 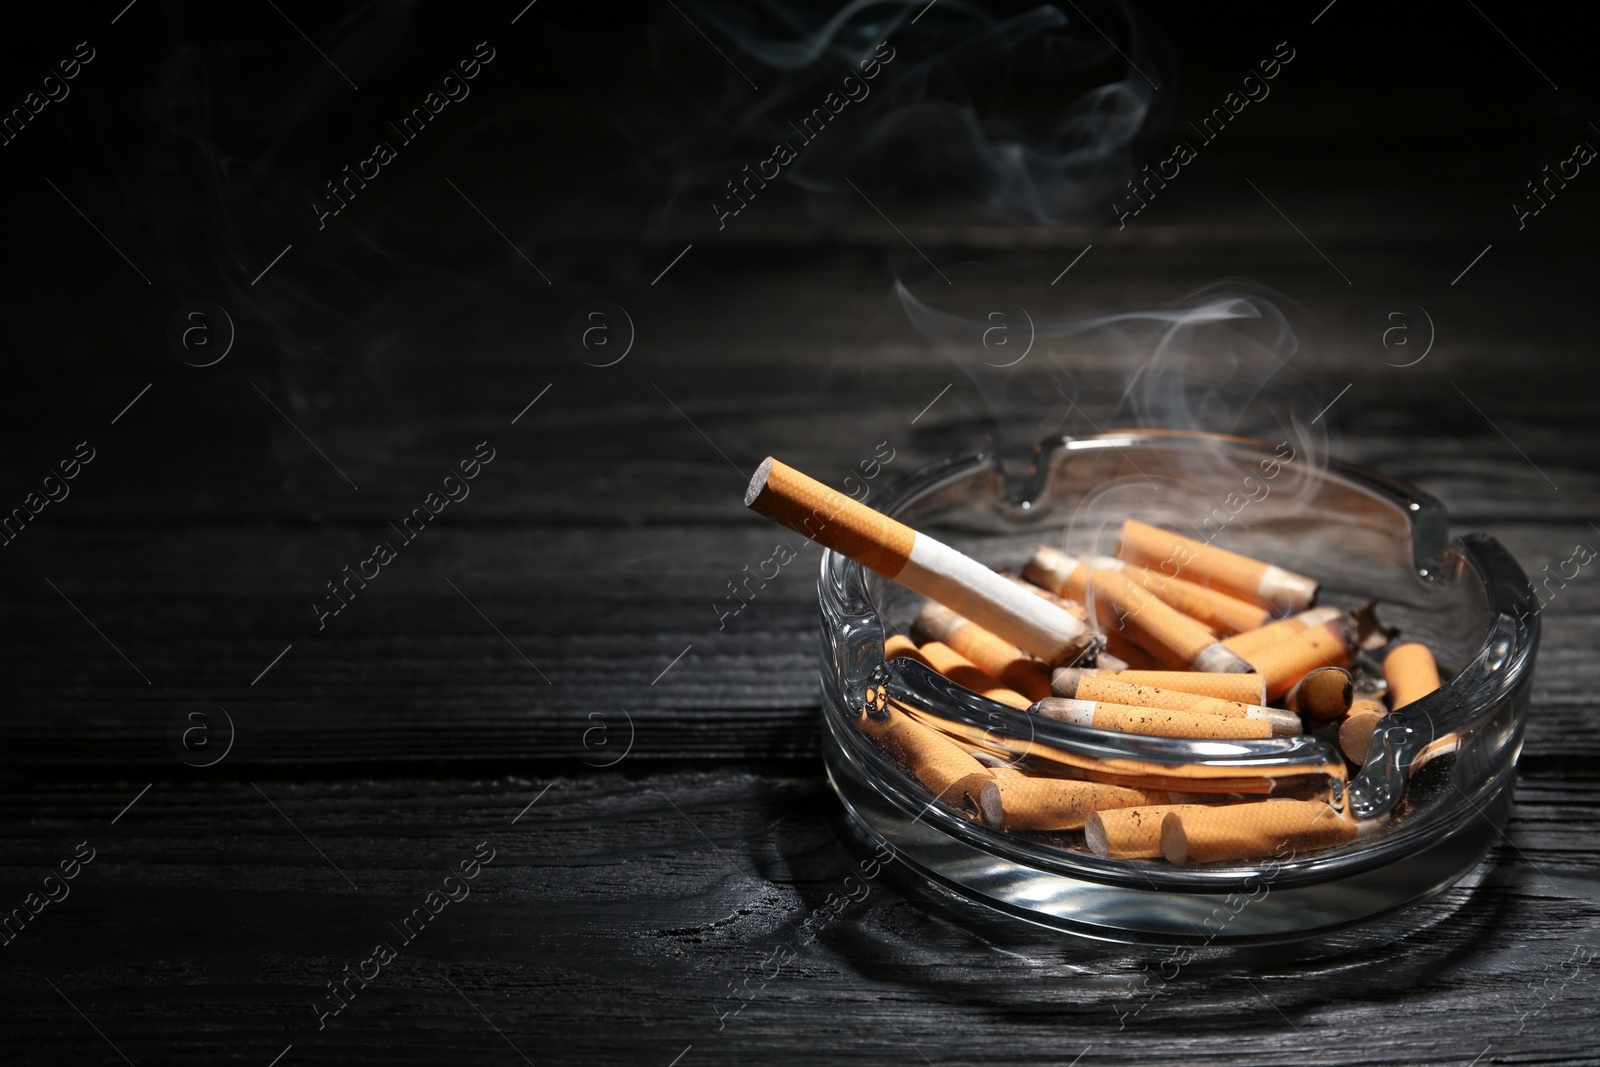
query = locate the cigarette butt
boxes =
[1034,697,1273,739]
[1087,569,1253,674]
[884,633,920,659]
[1055,676,1301,736]
[1384,643,1441,709]
[1117,518,1320,613]
[1160,799,1359,865]
[1285,666,1353,720]
[1222,606,1344,658]
[746,458,1090,663]
[1236,620,1351,701]
[968,749,1031,778]
[971,777,1171,832]
[1086,804,1215,859]
[1053,668,1267,705]
[1094,650,1131,671]
[888,637,1034,711]
[1101,630,1164,671]
[913,602,1054,702]
[1024,545,1093,602]
[859,706,994,806]
[1337,698,1389,763]
[1080,554,1272,635]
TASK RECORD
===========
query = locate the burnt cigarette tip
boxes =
[977,779,1004,831]
[1051,666,1084,696]
[744,456,776,506]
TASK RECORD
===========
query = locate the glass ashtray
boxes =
[817,431,1538,943]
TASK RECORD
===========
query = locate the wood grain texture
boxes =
[0,772,1596,1066]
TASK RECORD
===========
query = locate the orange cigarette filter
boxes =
[887,637,1033,710]
[1161,799,1359,865]
[1101,630,1163,671]
[1086,804,1217,859]
[1055,676,1301,736]
[1034,697,1272,740]
[896,699,1339,796]
[1117,518,1320,614]
[858,706,994,806]
[971,777,1171,831]
[1222,606,1343,658]
[913,603,1054,702]
[1081,554,1272,635]
[1086,569,1253,674]
[1285,666,1354,720]
[1053,668,1267,705]
[1337,698,1389,763]
[1237,620,1351,701]
[745,458,1090,664]
[1384,643,1441,709]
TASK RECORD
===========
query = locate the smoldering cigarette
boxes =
[1086,569,1254,674]
[1052,667,1267,705]
[1117,518,1320,613]
[970,777,1171,832]
[1222,605,1343,658]
[1285,666,1353,721]
[1234,618,1351,702]
[745,458,1092,664]
[1049,675,1300,736]
[858,705,994,807]
[1160,800,1360,865]
[1034,697,1273,740]
[1079,553,1272,635]
[1384,643,1441,709]
[1337,698,1389,763]
[887,636,1034,710]
[913,602,1054,702]
[1085,804,1216,859]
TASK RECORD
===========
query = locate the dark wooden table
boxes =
[2,3,1597,1064]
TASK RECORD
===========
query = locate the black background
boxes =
[1,2,1597,1064]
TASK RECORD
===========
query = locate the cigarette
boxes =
[1234,617,1351,701]
[1049,675,1301,736]
[970,777,1171,832]
[887,637,1033,710]
[1118,518,1320,613]
[1086,569,1254,674]
[912,602,1053,702]
[859,705,994,807]
[746,458,1092,664]
[1023,545,1093,602]
[1284,666,1353,721]
[1101,630,1164,671]
[1085,804,1215,859]
[1384,643,1441,708]
[1337,698,1389,763]
[1002,572,1090,623]
[1034,697,1273,740]
[893,697,1344,795]
[1160,800,1359,865]
[968,749,1031,778]
[1221,605,1343,658]
[1052,668,1267,705]
[1079,554,1272,635]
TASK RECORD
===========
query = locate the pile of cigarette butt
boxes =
[745,456,1450,867]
